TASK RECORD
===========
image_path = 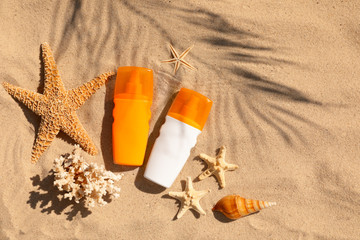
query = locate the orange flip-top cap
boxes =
[168,88,213,131]
[114,66,153,100]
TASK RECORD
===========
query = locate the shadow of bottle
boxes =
[100,73,138,173]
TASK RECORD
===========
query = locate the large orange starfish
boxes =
[2,42,114,163]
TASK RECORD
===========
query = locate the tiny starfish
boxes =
[161,44,196,74]
[2,42,114,163]
[198,146,239,188]
[168,176,210,219]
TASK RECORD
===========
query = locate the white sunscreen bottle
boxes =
[144,88,213,188]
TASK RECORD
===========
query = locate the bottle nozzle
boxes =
[114,66,153,100]
[125,69,143,94]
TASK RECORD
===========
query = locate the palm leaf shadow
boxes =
[315,161,360,214]
[183,5,325,148]
[121,2,325,149]
[47,1,326,155]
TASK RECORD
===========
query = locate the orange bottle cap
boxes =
[114,66,153,100]
[168,88,213,130]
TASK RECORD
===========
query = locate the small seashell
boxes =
[212,195,276,220]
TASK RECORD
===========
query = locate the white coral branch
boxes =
[52,145,123,208]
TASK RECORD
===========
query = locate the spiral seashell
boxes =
[212,195,276,220]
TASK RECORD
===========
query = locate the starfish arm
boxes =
[174,61,180,74]
[2,82,45,116]
[198,168,216,181]
[214,170,226,188]
[180,59,196,70]
[41,42,64,94]
[61,112,98,155]
[168,191,185,200]
[217,145,227,161]
[179,46,193,58]
[161,58,177,63]
[185,176,194,191]
[199,153,216,164]
[195,189,211,199]
[67,72,114,110]
[177,205,190,219]
[225,163,239,171]
[169,44,179,58]
[31,119,61,163]
[191,201,206,215]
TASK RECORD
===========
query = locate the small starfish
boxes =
[161,44,196,74]
[198,146,239,188]
[168,176,210,219]
[2,42,114,163]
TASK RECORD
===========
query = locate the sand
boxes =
[1,0,360,239]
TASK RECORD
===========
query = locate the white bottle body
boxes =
[144,116,201,188]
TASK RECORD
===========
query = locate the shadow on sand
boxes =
[27,173,92,221]
[45,1,329,160]
[119,1,327,153]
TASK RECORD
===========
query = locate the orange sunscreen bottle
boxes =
[112,66,153,166]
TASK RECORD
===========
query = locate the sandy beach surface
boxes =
[1,0,360,239]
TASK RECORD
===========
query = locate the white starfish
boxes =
[168,176,210,219]
[198,146,239,188]
[161,44,196,74]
